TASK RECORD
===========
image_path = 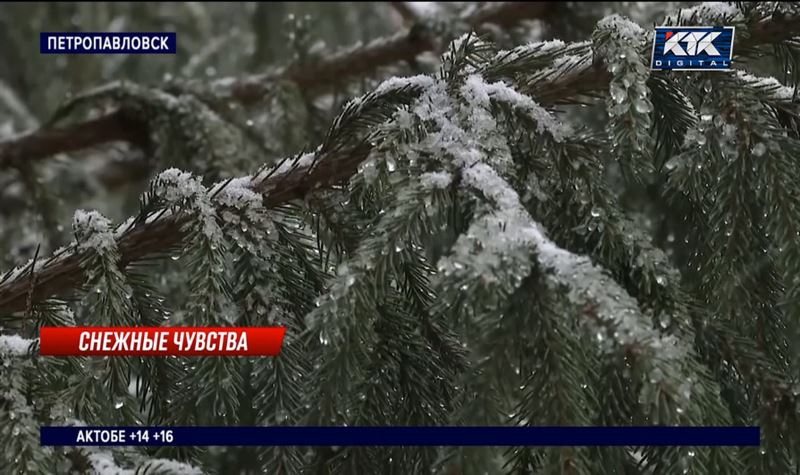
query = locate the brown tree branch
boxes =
[0,110,148,169]
[225,29,435,104]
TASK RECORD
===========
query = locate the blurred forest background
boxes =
[0,2,686,268]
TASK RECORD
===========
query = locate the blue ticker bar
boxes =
[40,426,760,447]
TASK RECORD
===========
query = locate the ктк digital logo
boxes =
[651,26,734,71]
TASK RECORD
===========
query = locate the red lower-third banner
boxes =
[39,327,285,356]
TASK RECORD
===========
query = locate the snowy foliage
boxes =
[73,210,117,254]
[419,171,453,189]
[154,168,223,242]
[0,333,32,357]
[735,70,797,102]
[264,150,318,178]
[462,74,569,141]
[211,176,261,210]
[593,14,653,181]
[86,453,203,475]
[375,74,436,95]
[677,2,742,22]
[596,14,645,40]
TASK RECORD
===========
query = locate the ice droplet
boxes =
[633,99,652,114]
[665,156,681,171]
[114,400,124,409]
[610,83,626,104]
[590,207,602,218]
[752,142,766,157]
[171,255,180,261]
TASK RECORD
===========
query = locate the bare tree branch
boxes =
[0,110,148,169]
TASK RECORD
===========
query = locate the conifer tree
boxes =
[0,2,799,474]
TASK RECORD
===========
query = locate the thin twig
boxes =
[24,244,40,321]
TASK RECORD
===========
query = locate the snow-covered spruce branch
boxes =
[302,59,699,456]
[0,2,551,173]
[513,6,800,104]
[592,15,653,183]
[0,78,430,315]
[0,333,35,357]
[0,335,53,472]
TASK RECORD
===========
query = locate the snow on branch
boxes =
[3,8,800,317]
[734,70,798,102]
[451,159,687,367]
[73,210,117,254]
[374,74,436,95]
[153,168,223,243]
[463,74,569,141]
[78,446,203,475]
[670,2,743,23]
[0,333,34,357]
[596,13,645,40]
[0,75,430,315]
[593,14,653,180]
